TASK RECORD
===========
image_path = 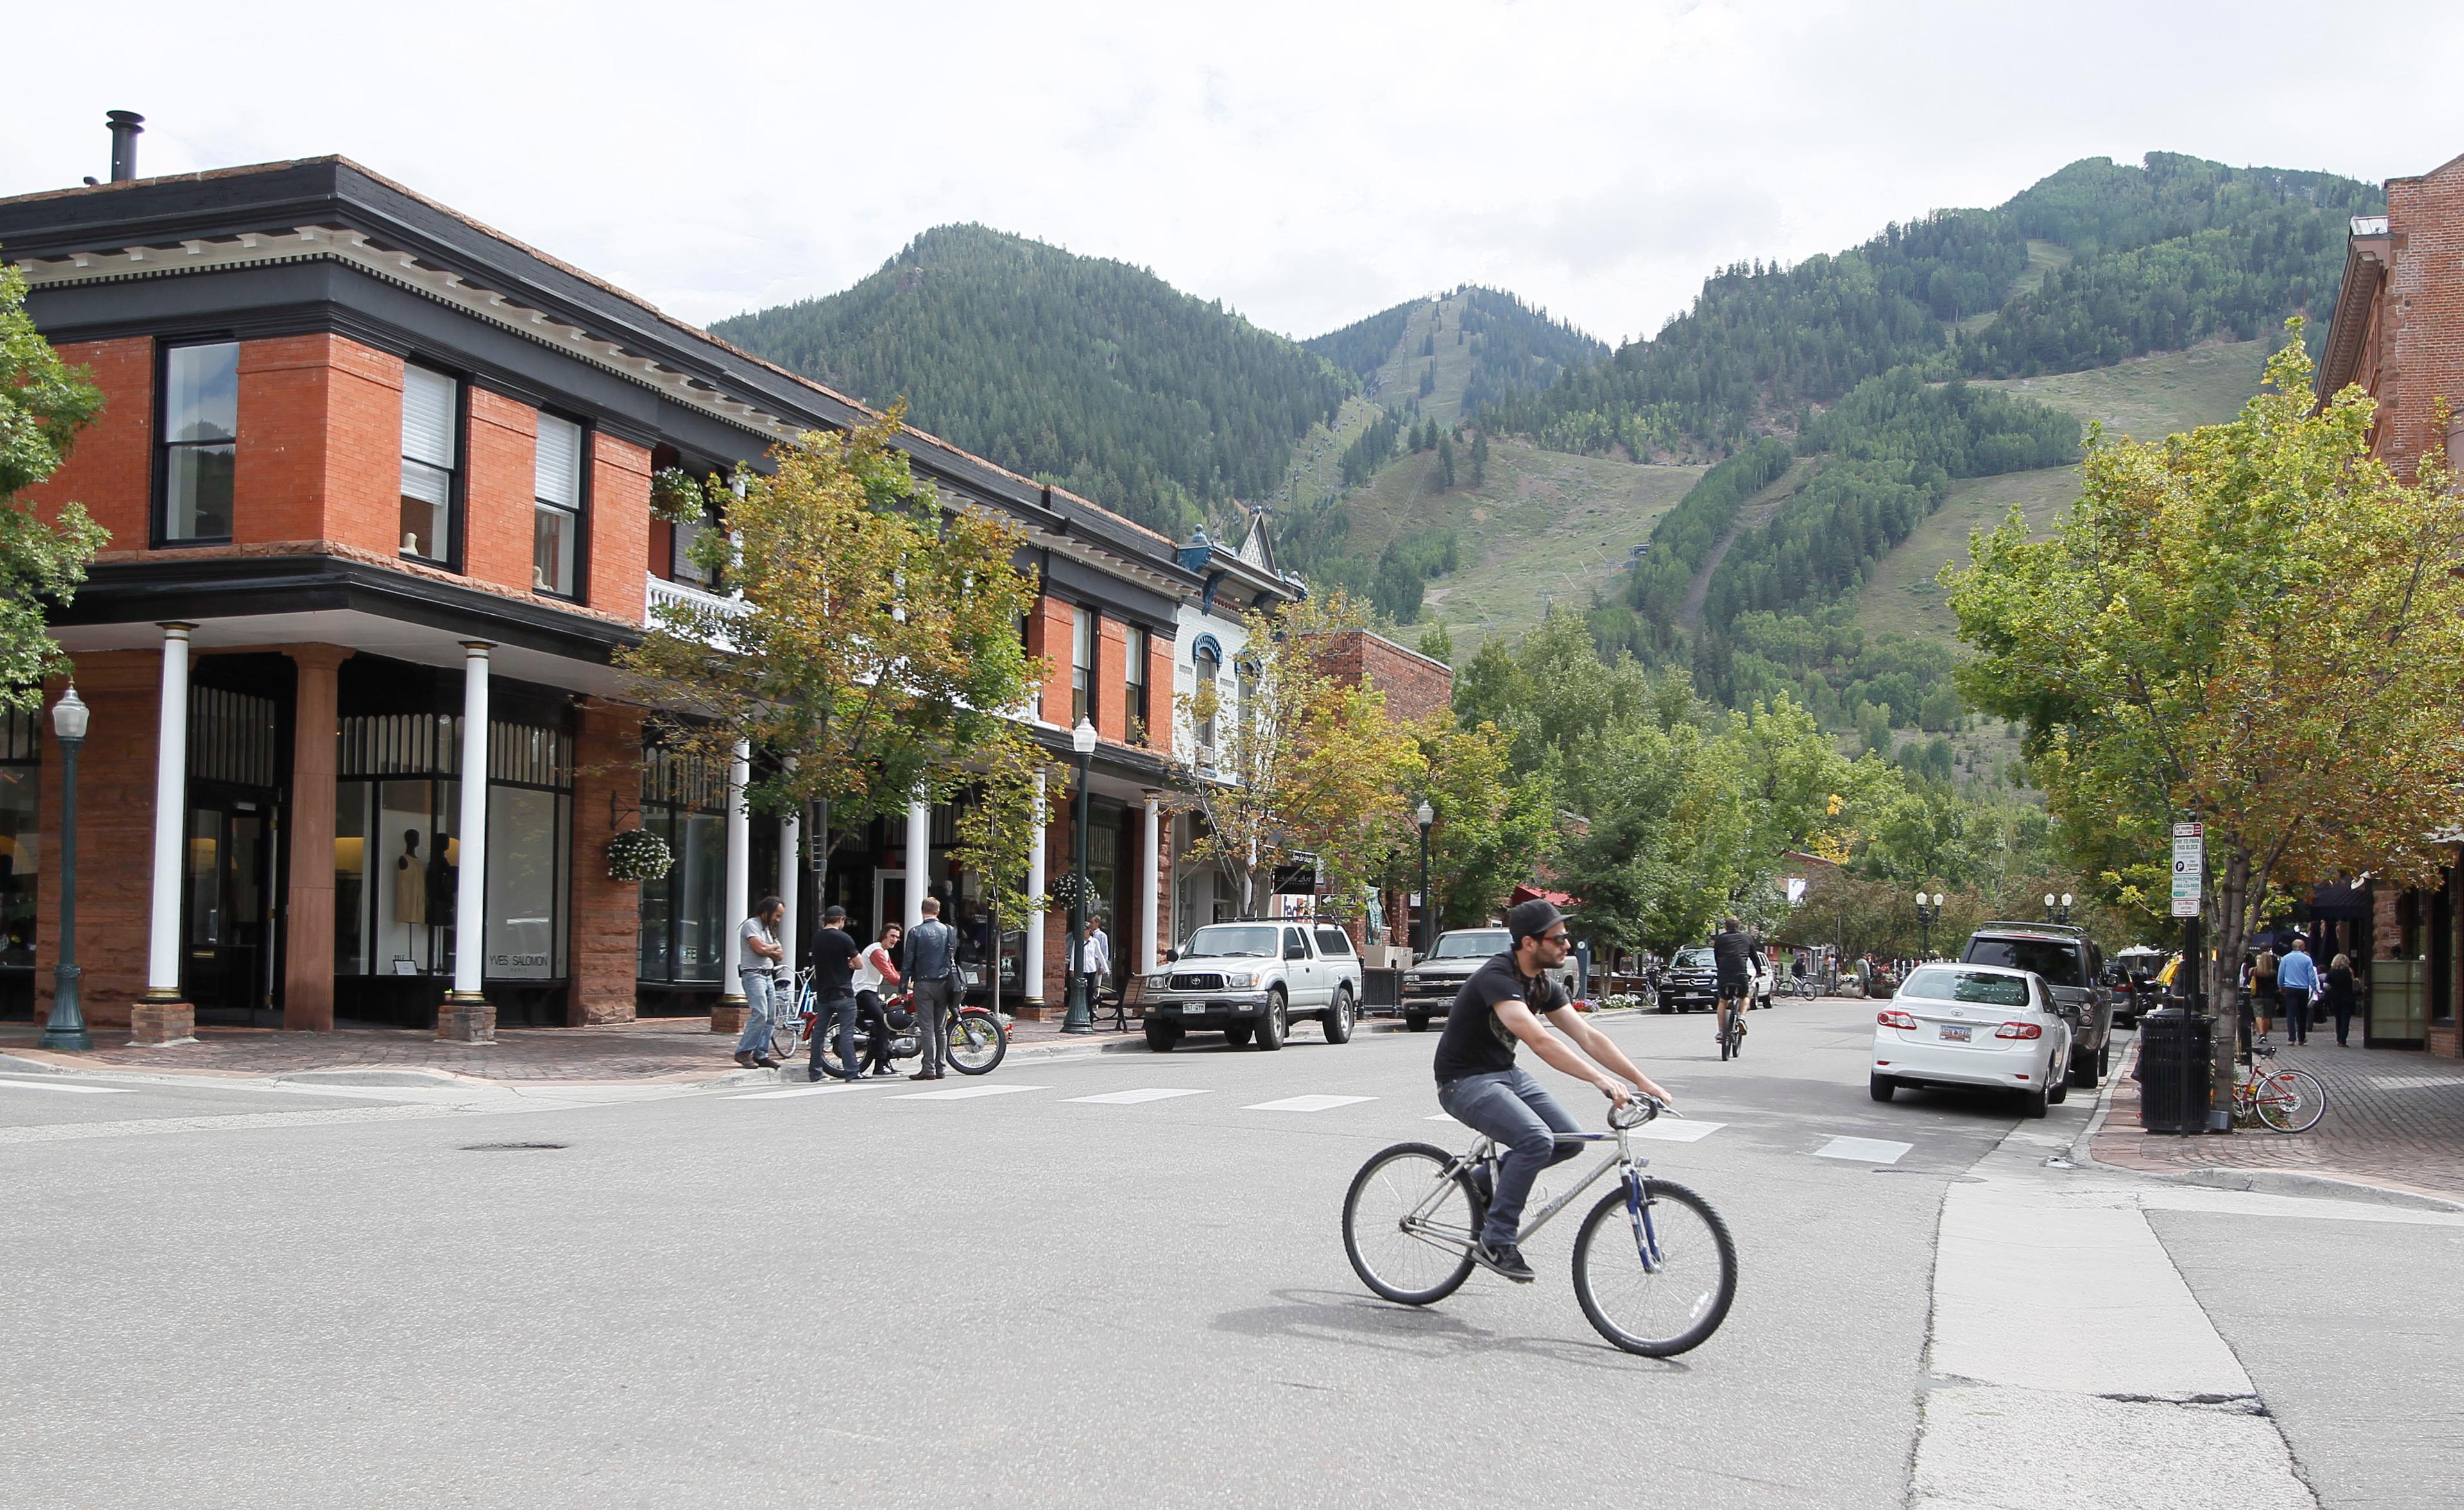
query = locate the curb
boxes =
[0,1053,67,1076]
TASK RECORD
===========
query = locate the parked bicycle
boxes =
[1340,1097,1736,1357]
[2234,1042,2325,1133]
[771,970,1009,1076]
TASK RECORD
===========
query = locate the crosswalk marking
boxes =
[1814,1135,1912,1164]
[1242,1094,1374,1113]
[893,1084,1046,1102]
[1634,1119,1724,1143]
[730,1081,889,1100]
[1065,1088,1211,1105]
[1426,1112,1461,1122]
[0,1077,131,1095]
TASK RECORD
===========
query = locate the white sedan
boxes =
[1869,963,2073,1119]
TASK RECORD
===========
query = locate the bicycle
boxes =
[1716,986,1749,1060]
[2233,1043,2325,1133]
[1784,975,1818,1001]
[1340,1097,1737,1357]
[774,970,1010,1076]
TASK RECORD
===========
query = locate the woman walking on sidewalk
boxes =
[2324,952,2360,1047]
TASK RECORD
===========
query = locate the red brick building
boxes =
[2316,148,2464,1055]
[2,145,1210,1042]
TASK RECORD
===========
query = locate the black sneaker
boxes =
[1474,1241,1536,1283]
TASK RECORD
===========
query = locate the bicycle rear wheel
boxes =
[766,1012,805,1067]
[946,1009,1008,1076]
[2254,1067,2327,1133]
[1573,1176,1737,1357]
[1343,1142,1482,1306]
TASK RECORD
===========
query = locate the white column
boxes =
[144,622,195,997]
[450,642,492,1000]
[904,793,931,934]
[1025,769,1048,1006]
[776,807,800,975]
[722,737,751,995]
[1140,793,1161,974]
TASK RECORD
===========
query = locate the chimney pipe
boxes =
[107,111,144,183]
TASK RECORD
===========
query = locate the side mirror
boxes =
[1165,948,1179,963]
[1285,942,1308,961]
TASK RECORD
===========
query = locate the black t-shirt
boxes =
[809,927,860,996]
[1711,930,1758,981]
[1433,952,1570,1083]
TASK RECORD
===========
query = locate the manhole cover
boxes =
[459,1141,569,1151]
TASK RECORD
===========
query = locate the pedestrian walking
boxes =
[807,905,862,1083]
[2324,952,2360,1047]
[2251,942,2279,1043]
[732,895,787,1069]
[904,897,959,1081]
[2277,936,2320,1045]
[854,922,904,1076]
[1075,913,1114,1026]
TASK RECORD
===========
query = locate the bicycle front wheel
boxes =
[946,1009,1008,1076]
[1343,1143,1482,1306]
[2254,1067,2327,1133]
[766,1013,805,1066]
[1573,1177,1737,1357]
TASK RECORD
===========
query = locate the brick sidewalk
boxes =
[0,1010,1153,1084]
[2092,1036,2464,1203]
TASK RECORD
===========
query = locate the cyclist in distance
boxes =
[1433,898,1675,1283]
[1711,914,1758,1045]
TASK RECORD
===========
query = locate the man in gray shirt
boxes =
[732,895,785,1069]
[904,897,959,1080]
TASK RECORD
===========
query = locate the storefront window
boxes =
[0,710,38,1017]
[638,743,728,984]
[486,785,565,979]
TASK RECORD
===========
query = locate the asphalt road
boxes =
[6,999,2431,1508]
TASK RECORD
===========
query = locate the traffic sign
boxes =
[2170,822,2203,917]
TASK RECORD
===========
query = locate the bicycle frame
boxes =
[1402,1122,1668,1262]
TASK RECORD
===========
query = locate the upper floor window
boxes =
[1072,605,1097,726]
[1193,640,1221,751]
[160,341,237,542]
[533,414,585,597]
[1124,624,1149,740]
[400,365,459,564]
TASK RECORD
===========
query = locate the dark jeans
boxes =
[912,976,954,1072]
[808,991,858,1078]
[2331,999,2356,1046]
[856,990,893,1070]
[1437,1068,1584,1248]
[2282,987,2313,1044]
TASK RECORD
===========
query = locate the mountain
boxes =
[1305,286,1607,416]
[711,225,1350,537]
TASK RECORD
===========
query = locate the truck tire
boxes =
[1323,986,1355,1044]
[1405,1013,1430,1033]
[1255,991,1287,1051]
[1223,1024,1253,1047]
[2068,1045,2098,1089]
[1144,1020,1181,1052]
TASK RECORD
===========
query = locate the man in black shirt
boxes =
[1711,916,1759,1045]
[807,905,864,1083]
[1434,899,1674,1283]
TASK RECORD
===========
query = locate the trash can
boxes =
[1361,968,1403,1012]
[2136,1006,2212,1134]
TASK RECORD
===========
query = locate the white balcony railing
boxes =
[644,576,746,649]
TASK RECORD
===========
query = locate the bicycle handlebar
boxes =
[1609,1095,1666,1130]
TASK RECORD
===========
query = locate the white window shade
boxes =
[402,366,457,467]
[534,415,583,508]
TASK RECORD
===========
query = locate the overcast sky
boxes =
[8,1,2462,348]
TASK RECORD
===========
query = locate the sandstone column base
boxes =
[436,997,497,1043]
[710,999,750,1036]
[128,999,196,1046]
[1011,1000,1053,1022]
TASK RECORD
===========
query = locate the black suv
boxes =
[1656,946,1721,1013]
[1958,923,2114,1088]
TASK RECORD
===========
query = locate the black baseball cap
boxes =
[1507,898,1570,944]
[824,904,848,922]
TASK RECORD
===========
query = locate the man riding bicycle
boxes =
[1433,899,1675,1283]
[1711,915,1758,1045]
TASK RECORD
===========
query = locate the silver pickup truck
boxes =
[1399,927,1583,1032]
[1141,919,1363,1051]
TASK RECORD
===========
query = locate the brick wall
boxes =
[312,336,404,558]
[571,702,646,1024]
[282,646,351,1030]
[1095,617,1129,742]
[464,387,538,595]
[235,336,346,545]
[2380,154,2464,481]
[590,434,651,622]
[32,653,164,1029]
[1031,595,1074,725]
[24,337,152,548]
[1310,629,1454,722]
[1143,631,1175,750]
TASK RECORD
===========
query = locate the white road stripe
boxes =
[1065,1088,1211,1105]
[0,1077,131,1095]
[1814,1135,1912,1163]
[1243,1094,1374,1113]
[731,1082,884,1101]
[893,1084,1046,1101]
[1634,1119,1724,1142]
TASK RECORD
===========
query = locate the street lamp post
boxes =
[1913,888,1944,960]
[2043,891,2075,926]
[40,686,92,1051]
[1062,717,1097,1034]
[1415,800,1434,956]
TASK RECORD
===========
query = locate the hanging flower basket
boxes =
[649,467,705,526]
[606,827,674,882]
[1048,871,1099,913]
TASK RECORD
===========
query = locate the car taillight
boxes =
[1878,1010,1916,1030]
[1994,1022,2042,1039]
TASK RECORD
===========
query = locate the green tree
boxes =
[1414,717,1557,931]
[1469,431,1489,487]
[620,411,1053,922]
[1,261,108,710]
[1436,435,1456,490]
[1947,332,2464,1108]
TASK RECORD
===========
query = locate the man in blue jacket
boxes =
[2275,936,2320,1046]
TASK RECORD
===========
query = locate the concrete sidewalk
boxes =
[2092,1036,2464,1206]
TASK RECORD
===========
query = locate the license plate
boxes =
[1940,1024,1971,1042]
[1181,1002,1205,1014]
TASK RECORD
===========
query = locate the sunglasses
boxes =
[1540,931,1571,945]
